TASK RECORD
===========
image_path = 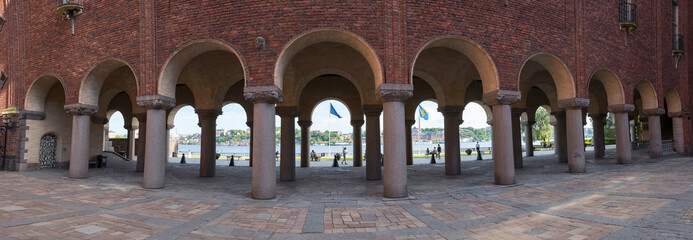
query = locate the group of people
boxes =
[310,147,349,164]
[426,144,443,159]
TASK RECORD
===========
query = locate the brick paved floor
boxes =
[0,149,692,239]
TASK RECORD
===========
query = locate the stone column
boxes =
[483,90,521,185]
[351,120,364,167]
[643,108,665,158]
[405,120,415,166]
[136,95,175,189]
[609,104,634,164]
[523,120,535,157]
[125,124,137,160]
[103,122,110,151]
[439,107,463,175]
[550,119,558,154]
[553,111,568,163]
[589,113,607,158]
[670,111,685,153]
[244,86,282,200]
[363,105,382,180]
[559,98,590,173]
[379,84,412,198]
[277,107,298,181]
[511,109,524,169]
[246,122,253,167]
[298,120,312,167]
[64,104,98,179]
[134,113,147,172]
[166,124,174,159]
[197,109,221,178]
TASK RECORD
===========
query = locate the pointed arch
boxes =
[158,39,248,98]
[588,68,625,106]
[519,53,575,101]
[664,88,682,113]
[634,80,658,110]
[25,74,68,112]
[411,36,499,94]
[79,58,139,106]
[275,28,383,90]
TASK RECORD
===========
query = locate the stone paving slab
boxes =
[0,149,692,239]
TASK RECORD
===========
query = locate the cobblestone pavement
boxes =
[1,149,692,239]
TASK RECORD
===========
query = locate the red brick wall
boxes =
[0,1,690,155]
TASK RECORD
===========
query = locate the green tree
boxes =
[533,107,554,142]
[604,113,616,139]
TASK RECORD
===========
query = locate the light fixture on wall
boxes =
[673,34,684,68]
[618,0,637,46]
[56,0,84,35]
[0,15,5,32]
[0,71,7,89]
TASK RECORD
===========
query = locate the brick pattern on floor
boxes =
[54,190,147,207]
[0,150,691,239]
[464,212,623,239]
[119,198,220,221]
[551,194,674,220]
[0,214,167,239]
[493,187,576,205]
[0,199,74,220]
[419,198,517,222]
[324,206,427,233]
[210,205,307,233]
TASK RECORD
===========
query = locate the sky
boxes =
[107,100,493,136]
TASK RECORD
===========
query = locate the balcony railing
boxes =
[619,2,638,33]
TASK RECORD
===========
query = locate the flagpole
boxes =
[418,112,420,154]
[328,108,331,157]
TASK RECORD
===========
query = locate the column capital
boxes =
[297,120,312,128]
[482,90,520,106]
[668,111,683,118]
[486,120,493,126]
[437,106,463,116]
[275,106,298,118]
[607,104,635,113]
[243,85,282,104]
[124,124,138,130]
[91,116,109,125]
[167,124,175,130]
[350,120,364,127]
[362,105,383,117]
[20,110,46,120]
[405,119,416,126]
[195,109,222,118]
[376,83,413,102]
[64,103,98,115]
[246,121,253,128]
[557,98,590,110]
[642,108,665,116]
[136,95,175,110]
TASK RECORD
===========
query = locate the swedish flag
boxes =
[330,103,342,118]
[418,105,429,120]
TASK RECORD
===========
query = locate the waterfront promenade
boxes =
[0,148,691,239]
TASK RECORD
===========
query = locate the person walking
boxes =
[311,150,318,161]
[425,147,430,158]
[476,141,482,160]
[341,147,348,165]
[437,144,442,159]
